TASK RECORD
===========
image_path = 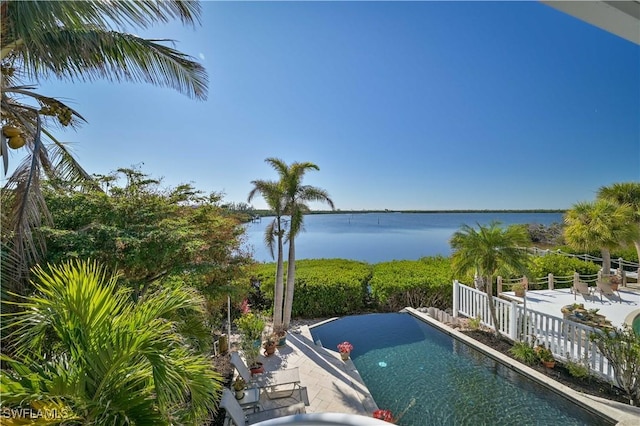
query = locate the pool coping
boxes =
[403,307,640,426]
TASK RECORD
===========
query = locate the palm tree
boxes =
[248,175,286,331]
[597,182,640,274]
[1,0,207,296]
[267,158,334,330]
[1,259,222,424]
[450,222,531,336]
[564,199,637,276]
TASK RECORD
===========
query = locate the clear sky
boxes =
[19,1,640,211]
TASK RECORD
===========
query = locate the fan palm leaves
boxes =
[597,182,640,272]
[564,199,637,275]
[450,222,531,335]
[248,177,287,330]
[1,259,222,425]
[1,0,208,297]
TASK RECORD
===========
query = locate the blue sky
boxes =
[21,1,640,210]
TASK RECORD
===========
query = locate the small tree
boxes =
[590,325,640,406]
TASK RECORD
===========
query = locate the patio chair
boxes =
[596,279,621,303]
[230,351,302,400]
[572,281,592,300]
[220,388,306,426]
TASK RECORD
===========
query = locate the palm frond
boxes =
[12,28,207,100]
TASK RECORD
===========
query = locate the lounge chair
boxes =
[230,351,302,400]
[596,279,620,303]
[220,388,306,426]
[572,281,592,300]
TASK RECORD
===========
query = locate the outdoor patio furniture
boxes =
[596,279,621,303]
[230,351,302,400]
[572,281,593,300]
[220,388,306,426]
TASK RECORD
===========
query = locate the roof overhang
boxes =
[540,0,640,45]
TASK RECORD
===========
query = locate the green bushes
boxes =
[369,256,453,311]
[255,259,372,318]
[528,254,600,288]
[253,257,454,317]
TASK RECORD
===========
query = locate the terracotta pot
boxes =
[263,343,276,357]
[340,351,350,361]
[250,362,264,376]
[542,360,555,369]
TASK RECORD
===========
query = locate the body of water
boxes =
[244,212,564,263]
[310,313,609,426]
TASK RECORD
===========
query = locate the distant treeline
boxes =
[250,208,566,216]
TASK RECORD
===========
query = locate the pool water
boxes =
[310,313,611,426]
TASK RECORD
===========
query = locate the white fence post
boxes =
[510,300,518,341]
[548,273,554,290]
[453,280,459,318]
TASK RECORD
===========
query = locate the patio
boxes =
[501,286,640,328]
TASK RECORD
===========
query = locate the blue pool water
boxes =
[310,313,611,426]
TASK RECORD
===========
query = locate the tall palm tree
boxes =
[248,176,286,331]
[597,182,640,274]
[450,222,531,336]
[1,0,207,296]
[267,158,334,330]
[1,259,222,424]
[564,199,637,276]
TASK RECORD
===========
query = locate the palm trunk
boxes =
[485,275,500,337]
[273,229,285,329]
[282,236,296,330]
[601,248,612,275]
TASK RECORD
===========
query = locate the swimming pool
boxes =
[310,313,612,426]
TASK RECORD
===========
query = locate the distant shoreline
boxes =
[252,209,566,216]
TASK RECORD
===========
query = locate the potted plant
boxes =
[373,409,395,423]
[263,334,277,357]
[235,312,266,374]
[535,344,555,368]
[337,341,353,361]
[232,377,246,400]
[512,282,525,298]
[273,325,287,347]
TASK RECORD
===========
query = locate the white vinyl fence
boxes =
[452,281,615,382]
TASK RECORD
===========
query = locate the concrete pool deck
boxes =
[254,321,377,416]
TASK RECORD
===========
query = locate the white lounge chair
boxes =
[220,388,305,426]
[572,281,593,300]
[230,351,302,400]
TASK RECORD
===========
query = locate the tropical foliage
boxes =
[1,260,222,425]
[37,168,252,316]
[597,182,640,273]
[1,0,207,298]
[369,256,453,311]
[249,158,334,330]
[450,222,531,335]
[564,199,637,275]
[590,325,640,406]
[248,164,287,331]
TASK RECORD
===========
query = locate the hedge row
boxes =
[251,253,604,319]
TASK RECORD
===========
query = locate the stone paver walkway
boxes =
[249,322,377,416]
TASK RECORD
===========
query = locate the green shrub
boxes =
[253,259,372,318]
[369,256,453,311]
[528,254,600,289]
[565,359,591,380]
[509,341,538,365]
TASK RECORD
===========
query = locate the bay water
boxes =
[244,212,563,263]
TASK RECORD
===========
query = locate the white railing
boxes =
[453,281,614,382]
